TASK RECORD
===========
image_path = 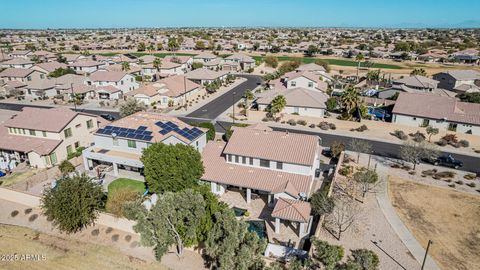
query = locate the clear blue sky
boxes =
[2,0,480,29]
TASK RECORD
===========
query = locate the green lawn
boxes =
[107,178,146,194]
[251,55,403,69]
[98,52,118,57]
[130,52,197,58]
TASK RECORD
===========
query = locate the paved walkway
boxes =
[374,157,441,270]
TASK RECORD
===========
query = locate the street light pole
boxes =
[70,83,77,110]
[421,240,433,270]
[232,91,236,125]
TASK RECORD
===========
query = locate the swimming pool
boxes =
[247,220,267,239]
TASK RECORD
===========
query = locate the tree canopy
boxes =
[41,173,103,234]
[141,143,204,193]
[119,98,147,117]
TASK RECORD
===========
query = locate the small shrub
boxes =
[328,123,336,130]
[421,169,437,176]
[24,208,32,214]
[318,121,330,130]
[436,139,447,146]
[297,120,307,126]
[448,183,456,188]
[455,180,464,185]
[464,173,477,180]
[409,171,416,175]
[458,140,469,147]
[442,134,458,144]
[467,182,476,188]
[125,235,132,242]
[111,234,119,242]
[106,189,139,217]
[339,166,352,176]
[46,216,54,222]
[444,179,452,183]
[409,131,426,142]
[352,124,368,132]
[11,210,19,217]
[91,229,100,236]
[309,124,316,128]
[435,171,455,178]
[29,214,38,222]
[287,119,296,126]
[106,227,113,234]
[391,130,408,140]
[261,117,269,122]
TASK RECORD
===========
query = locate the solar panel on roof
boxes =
[135,134,144,140]
[126,128,135,133]
[96,129,105,134]
[191,127,201,133]
[104,126,113,130]
[111,126,120,131]
[142,131,152,135]
[160,129,170,135]
[144,135,153,141]
[118,132,127,137]
[103,130,113,135]
[137,126,147,131]
[119,128,128,132]
[127,133,136,139]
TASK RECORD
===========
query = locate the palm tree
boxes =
[355,53,365,82]
[153,57,162,71]
[243,89,254,116]
[340,86,360,119]
[269,95,286,116]
[410,68,427,76]
[121,61,130,72]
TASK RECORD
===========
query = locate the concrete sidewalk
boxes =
[374,159,441,270]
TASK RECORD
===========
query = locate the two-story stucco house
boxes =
[68,60,105,74]
[86,70,139,93]
[0,68,47,83]
[0,107,100,168]
[432,70,480,93]
[82,112,207,177]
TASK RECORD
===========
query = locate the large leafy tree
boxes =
[153,57,162,71]
[353,169,379,198]
[119,97,147,117]
[410,68,427,76]
[41,173,103,234]
[205,208,267,270]
[312,239,344,270]
[340,87,361,119]
[121,61,130,71]
[310,190,335,217]
[193,185,228,242]
[124,189,205,259]
[141,143,204,193]
[400,141,439,170]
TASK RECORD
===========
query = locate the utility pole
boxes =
[421,240,433,270]
[70,83,77,110]
[232,91,236,125]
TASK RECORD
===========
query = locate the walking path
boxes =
[373,157,441,270]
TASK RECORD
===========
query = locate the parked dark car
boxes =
[100,114,116,121]
[321,147,332,158]
[433,155,463,169]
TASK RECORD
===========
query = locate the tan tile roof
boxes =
[3,107,91,132]
[185,68,227,80]
[88,70,127,82]
[2,58,34,65]
[223,127,319,166]
[124,84,159,97]
[296,63,326,73]
[272,197,311,223]
[257,87,328,109]
[393,92,480,125]
[157,75,200,97]
[0,125,61,155]
[34,62,68,73]
[0,68,35,78]
[68,60,103,67]
[201,142,312,197]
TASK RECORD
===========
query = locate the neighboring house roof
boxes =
[0,68,35,78]
[34,62,68,73]
[225,53,255,63]
[3,107,91,132]
[257,87,328,109]
[185,68,227,81]
[393,75,438,89]
[392,92,480,126]
[25,79,57,90]
[193,52,217,60]
[2,58,34,65]
[124,84,159,98]
[52,74,86,87]
[272,197,311,223]
[454,84,480,93]
[157,75,200,97]
[0,125,61,155]
[95,112,206,144]
[88,70,127,82]
[201,141,312,198]
[163,55,191,64]
[138,55,156,64]
[295,63,326,73]
[96,85,121,93]
[434,70,480,81]
[68,60,103,67]
[284,71,329,91]
[223,127,318,166]
[9,50,31,56]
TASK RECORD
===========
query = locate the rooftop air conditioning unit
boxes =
[299,192,307,201]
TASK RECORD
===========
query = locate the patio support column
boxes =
[275,218,281,234]
[83,156,90,171]
[267,194,272,207]
[246,188,251,204]
[113,162,119,176]
[299,222,306,237]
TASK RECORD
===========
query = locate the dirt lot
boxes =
[389,176,480,270]
[0,224,168,270]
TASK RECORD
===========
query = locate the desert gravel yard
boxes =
[389,176,480,270]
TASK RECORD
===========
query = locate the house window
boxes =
[113,138,119,146]
[40,74,45,79]
[228,154,232,162]
[8,128,12,134]
[277,162,283,170]
[29,129,36,136]
[44,155,51,166]
[27,76,32,81]
[216,183,222,192]
[121,80,124,85]
[242,156,246,164]
[235,155,239,163]
[249,157,253,165]
[290,81,296,87]
[308,82,314,88]
[127,140,136,148]
[260,159,270,168]
[42,131,47,137]
[74,142,80,148]
[66,145,73,154]
[64,128,72,138]
[50,152,57,164]
[86,119,93,129]
[22,129,26,134]
[75,124,81,128]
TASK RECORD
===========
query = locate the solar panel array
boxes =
[155,121,203,141]
[96,125,153,141]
